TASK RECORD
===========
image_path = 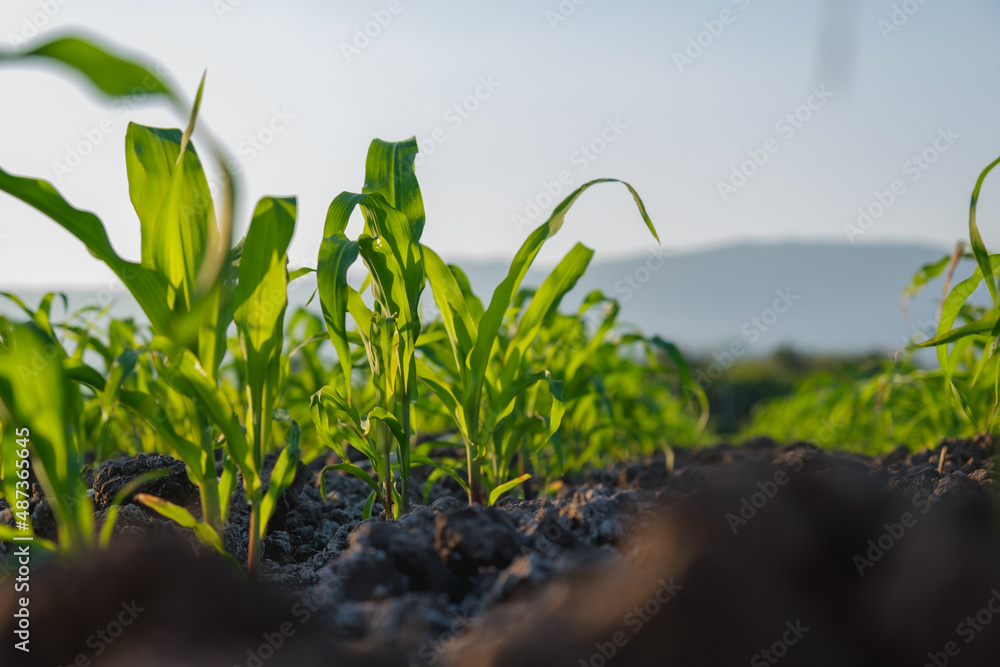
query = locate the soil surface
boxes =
[2,436,1000,666]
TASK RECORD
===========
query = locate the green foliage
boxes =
[0,34,701,568]
[0,36,295,574]
[0,323,92,551]
[743,156,1000,454]
[698,347,885,435]
[912,156,1000,433]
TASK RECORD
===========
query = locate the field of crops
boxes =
[1,32,1000,667]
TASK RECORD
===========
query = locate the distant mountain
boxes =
[452,242,963,356]
[1,242,970,357]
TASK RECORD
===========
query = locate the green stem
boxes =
[399,387,411,515]
[198,477,223,535]
[467,444,483,506]
[520,441,534,500]
[380,420,394,519]
[465,393,483,505]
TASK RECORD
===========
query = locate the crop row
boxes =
[0,37,705,573]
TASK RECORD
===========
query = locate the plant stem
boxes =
[467,446,483,505]
[380,420,394,518]
[199,477,223,535]
[399,389,411,515]
[520,441,534,500]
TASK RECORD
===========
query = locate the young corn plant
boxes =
[0,314,197,552]
[231,197,301,571]
[497,287,708,494]
[0,35,301,573]
[0,40,239,538]
[913,154,1000,435]
[313,138,426,518]
[420,179,661,505]
[137,197,302,575]
[0,323,91,551]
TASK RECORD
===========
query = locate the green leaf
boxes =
[234,197,296,350]
[194,243,243,380]
[0,167,172,333]
[464,179,660,436]
[64,359,108,391]
[0,36,176,100]
[99,468,172,549]
[365,407,408,452]
[548,178,659,243]
[234,197,296,467]
[0,323,92,550]
[149,336,252,481]
[260,429,301,536]
[100,350,138,419]
[416,359,469,438]
[362,138,426,241]
[423,246,477,374]
[134,493,243,574]
[323,190,424,398]
[0,525,57,551]
[969,156,1000,305]
[289,267,315,282]
[916,313,1000,348]
[319,463,382,501]
[126,122,215,307]
[317,231,360,400]
[478,370,558,447]
[902,251,958,307]
[448,264,485,321]
[509,243,593,361]
[0,36,239,345]
[410,453,470,495]
[488,474,531,506]
[118,390,207,477]
[357,193,425,337]
[361,489,377,519]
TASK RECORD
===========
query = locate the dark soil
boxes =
[2,436,1000,666]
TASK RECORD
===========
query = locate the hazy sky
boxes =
[1,0,999,288]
